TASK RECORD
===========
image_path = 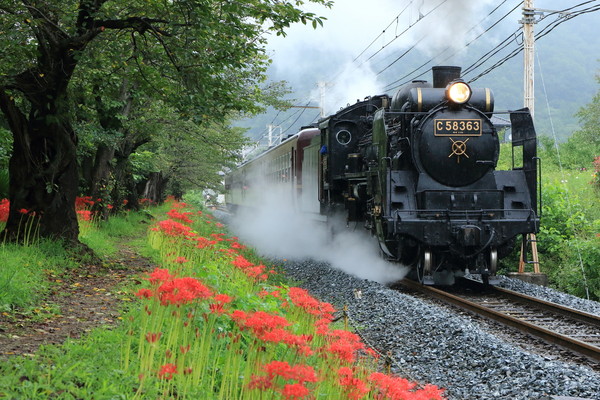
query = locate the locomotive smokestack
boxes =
[432,66,462,88]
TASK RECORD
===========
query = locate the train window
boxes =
[336,129,352,145]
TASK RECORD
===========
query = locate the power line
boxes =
[466,3,600,82]
[382,0,520,91]
[358,0,450,68]
[352,0,414,63]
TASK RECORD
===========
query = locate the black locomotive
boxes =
[226,66,540,285]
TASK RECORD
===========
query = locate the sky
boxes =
[265,0,511,113]
[240,0,600,142]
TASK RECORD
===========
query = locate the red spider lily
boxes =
[231,242,246,250]
[369,372,445,400]
[314,318,332,335]
[146,268,174,285]
[262,361,317,384]
[174,256,189,264]
[288,287,336,319]
[210,293,233,314]
[76,210,93,221]
[210,233,225,241]
[369,372,415,399]
[18,208,28,214]
[243,311,291,336]
[75,196,95,210]
[195,236,217,249]
[215,222,224,228]
[166,208,194,224]
[214,293,233,304]
[135,288,154,299]
[338,367,370,399]
[258,328,313,355]
[232,255,254,269]
[260,288,283,298]
[158,277,213,306]
[145,332,162,343]
[156,219,196,238]
[281,383,311,399]
[247,375,273,390]
[230,310,248,325]
[324,330,365,363]
[230,310,291,337]
[157,363,178,380]
[230,255,269,281]
[418,384,446,399]
[0,199,9,223]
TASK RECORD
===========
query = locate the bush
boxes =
[537,180,600,300]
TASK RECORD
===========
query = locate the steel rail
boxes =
[400,279,600,363]
[493,286,600,326]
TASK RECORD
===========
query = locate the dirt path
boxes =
[0,244,156,359]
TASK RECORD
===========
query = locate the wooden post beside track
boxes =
[518,233,540,273]
[510,233,546,286]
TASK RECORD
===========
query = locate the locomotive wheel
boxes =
[489,248,498,275]
[416,250,434,285]
[482,248,498,285]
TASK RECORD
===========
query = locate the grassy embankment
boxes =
[0,199,445,399]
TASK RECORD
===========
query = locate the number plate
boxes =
[434,119,482,136]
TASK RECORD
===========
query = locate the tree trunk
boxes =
[112,155,139,211]
[89,143,116,219]
[2,103,79,242]
[142,172,168,204]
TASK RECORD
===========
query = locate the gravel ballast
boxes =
[279,259,600,400]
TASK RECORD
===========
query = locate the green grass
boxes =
[0,240,78,311]
[78,210,156,258]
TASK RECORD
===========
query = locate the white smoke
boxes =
[310,61,385,116]
[228,183,408,284]
[408,0,499,60]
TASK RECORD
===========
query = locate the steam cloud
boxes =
[228,184,408,285]
[266,0,499,115]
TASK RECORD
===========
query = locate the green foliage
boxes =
[535,174,600,300]
[496,142,512,170]
[0,169,8,199]
[0,127,11,170]
[0,0,333,240]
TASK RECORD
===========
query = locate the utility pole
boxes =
[522,0,536,118]
[266,124,282,147]
[317,81,333,118]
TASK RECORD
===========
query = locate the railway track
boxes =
[399,278,600,363]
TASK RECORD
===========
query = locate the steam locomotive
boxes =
[225,66,539,285]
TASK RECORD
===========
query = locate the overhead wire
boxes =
[382,0,520,92]
[358,0,450,67]
[352,0,414,63]
[466,2,600,82]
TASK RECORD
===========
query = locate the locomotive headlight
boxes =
[446,81,472,104]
